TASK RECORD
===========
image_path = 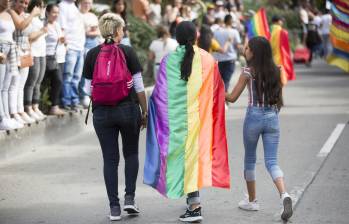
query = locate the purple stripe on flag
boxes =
[153,56,170,195]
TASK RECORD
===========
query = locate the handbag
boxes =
[20,53,33,68]
[46,54,58,70]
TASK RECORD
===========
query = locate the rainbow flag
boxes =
[327,0,349,73]
[144,46,230,199]
[271,24,296,81]
[247,8,271,40]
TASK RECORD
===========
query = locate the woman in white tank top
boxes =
[0,0,24,131]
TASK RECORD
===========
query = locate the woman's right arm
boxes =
[28,26,48,43]
[225,74,249,103]
[8,7,40,31]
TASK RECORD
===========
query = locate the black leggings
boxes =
[93,102,141,207]
[44,63,64,106]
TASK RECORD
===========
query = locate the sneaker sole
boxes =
[179,216,203,223]
[124,205,140,215]
[109,215,121,221]
[281,197,293,221]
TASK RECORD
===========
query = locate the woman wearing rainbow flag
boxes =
[144,21,230,223]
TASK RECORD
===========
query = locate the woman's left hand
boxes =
[0,53,6,64]
[141,112,148,130]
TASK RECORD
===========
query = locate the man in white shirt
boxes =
[59,0,86,111]
[321,9,332,57]
[213,14,241,91]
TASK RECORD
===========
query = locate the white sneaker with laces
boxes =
[13,113,26,125]
[34,110,47,120]
[28,110,42,121]
[280,192,293,221]
[238,197,260,211]
[20,112,36,124]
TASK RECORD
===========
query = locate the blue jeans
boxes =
[243,106,284,181]
[62,49,84,106]
[93,102,141,207]
[218,60,235,91]
[79,37,99,98]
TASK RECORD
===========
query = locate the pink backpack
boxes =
[91,44,133,105]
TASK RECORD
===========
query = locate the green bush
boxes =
[128,15,157,86]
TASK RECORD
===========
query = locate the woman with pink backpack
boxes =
[82,13,147,221]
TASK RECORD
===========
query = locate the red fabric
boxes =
[333,0,349,10]
[211,63,230,188]
[260,8,271,40]
[280,30,296,80]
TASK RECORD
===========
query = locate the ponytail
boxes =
[175,21,197,82]
[180,42,195,81]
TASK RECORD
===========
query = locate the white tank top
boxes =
[0,19,15,42]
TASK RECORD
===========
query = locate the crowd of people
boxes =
[0,0,247,131]
[2,0,335,222]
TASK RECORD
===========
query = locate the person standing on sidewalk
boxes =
[0,0,23,130]
[58,0,85,112]
[83,13,147,221]
[213,14,241,92]
[44,3,66,116]
[226,36,293,221]
[24,0,47,121]
[79,0,101,108]
[8,0,41,125]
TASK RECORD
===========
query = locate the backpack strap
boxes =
[85,98,92,125]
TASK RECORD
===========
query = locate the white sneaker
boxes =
[13,114,26,125]
[20,112,36,124]
[238,197,260,211]
[9,118,24,129]
[0,118,17,130]
[280,192,293,221]
[34,110,47,120]
[28,110,43,121]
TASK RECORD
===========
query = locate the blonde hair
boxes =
[99,13,125,39]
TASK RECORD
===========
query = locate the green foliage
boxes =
[128,15,157,86]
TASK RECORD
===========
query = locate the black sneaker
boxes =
[179,207,203,223]
[109,205,121,221]
[71,104,82,113]
[124,195,140,215]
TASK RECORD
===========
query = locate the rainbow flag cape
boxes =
[246,8,270,40]
[327,0,349,73]
[144,46,230,199]
[270,24,296,81]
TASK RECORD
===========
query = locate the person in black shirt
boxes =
[82,13,147,221]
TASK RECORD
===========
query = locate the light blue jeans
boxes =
[243,106,284,182]
[62,49,84,106]
[79,37,99,98]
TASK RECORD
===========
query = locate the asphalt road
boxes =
[0,60,348,224]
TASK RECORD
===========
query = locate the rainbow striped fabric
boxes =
[144,46,230,199]
[247,8,271,40]
[328,0,349,72]
[271,24,296,81]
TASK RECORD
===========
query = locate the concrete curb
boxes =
[0,111,87,161]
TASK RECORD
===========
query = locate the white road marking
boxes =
[317,123,346,157]
[281,123,347,215]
